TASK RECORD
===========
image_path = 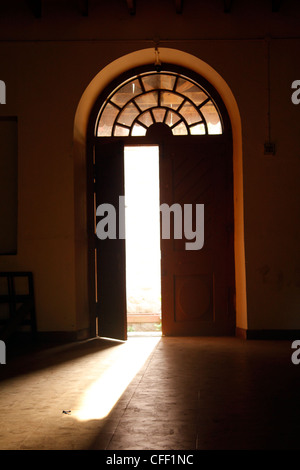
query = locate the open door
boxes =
[88,65,235,338]
[160,135,235,336]
[94,141,127,340]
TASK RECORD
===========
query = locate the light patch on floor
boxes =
[74,336,160,421]
[0,336,160,450]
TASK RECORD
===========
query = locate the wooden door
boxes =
[94,141,127,340]
[160,135,235,336]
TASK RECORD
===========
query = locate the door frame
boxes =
[86,63,234,339]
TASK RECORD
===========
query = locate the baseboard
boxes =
[236,327,300,340]
[235,327,248,339]
[36,328,91,343]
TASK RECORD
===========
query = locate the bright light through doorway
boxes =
[124,146,162,336]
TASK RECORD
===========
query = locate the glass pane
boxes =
[110,79,143,107]
[176,77,208,106]
[97,102,119,136]
[172,121,188,135]
[132,124,147,136]
[190,123,206,135]
[179,101,201,125]
[207,122,222,134]
[152,108,166,123]
[160,91,184,110]
[135,91,158,111]
[117,102,140,127]
[201,101,222,134]
[165,110,181,127]
[114,125,130,137]
[142,73,176,91]
[137,111,153,127]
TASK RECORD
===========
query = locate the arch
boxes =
[73,48,247,335]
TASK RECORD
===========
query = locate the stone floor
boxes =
[0,335,300,450]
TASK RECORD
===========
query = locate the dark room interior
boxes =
[0,0,300,452]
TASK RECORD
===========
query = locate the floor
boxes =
[0,335,300,450]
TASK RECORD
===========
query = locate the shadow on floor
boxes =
[0,334,125,381]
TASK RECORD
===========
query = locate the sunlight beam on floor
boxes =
[74,336,160,421]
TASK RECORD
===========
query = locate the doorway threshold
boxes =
[127,331,162,337]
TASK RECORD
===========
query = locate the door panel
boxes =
[160,136,235,336]
[94,141,127,340]
[92,133,234,339]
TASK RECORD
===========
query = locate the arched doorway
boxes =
[86,64,235,340]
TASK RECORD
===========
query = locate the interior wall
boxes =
[0,1,299,336]
[244,38,300,331]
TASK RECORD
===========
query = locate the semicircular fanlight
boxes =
[95,71,223,137]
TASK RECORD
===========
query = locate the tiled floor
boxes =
[0,335,300,450]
